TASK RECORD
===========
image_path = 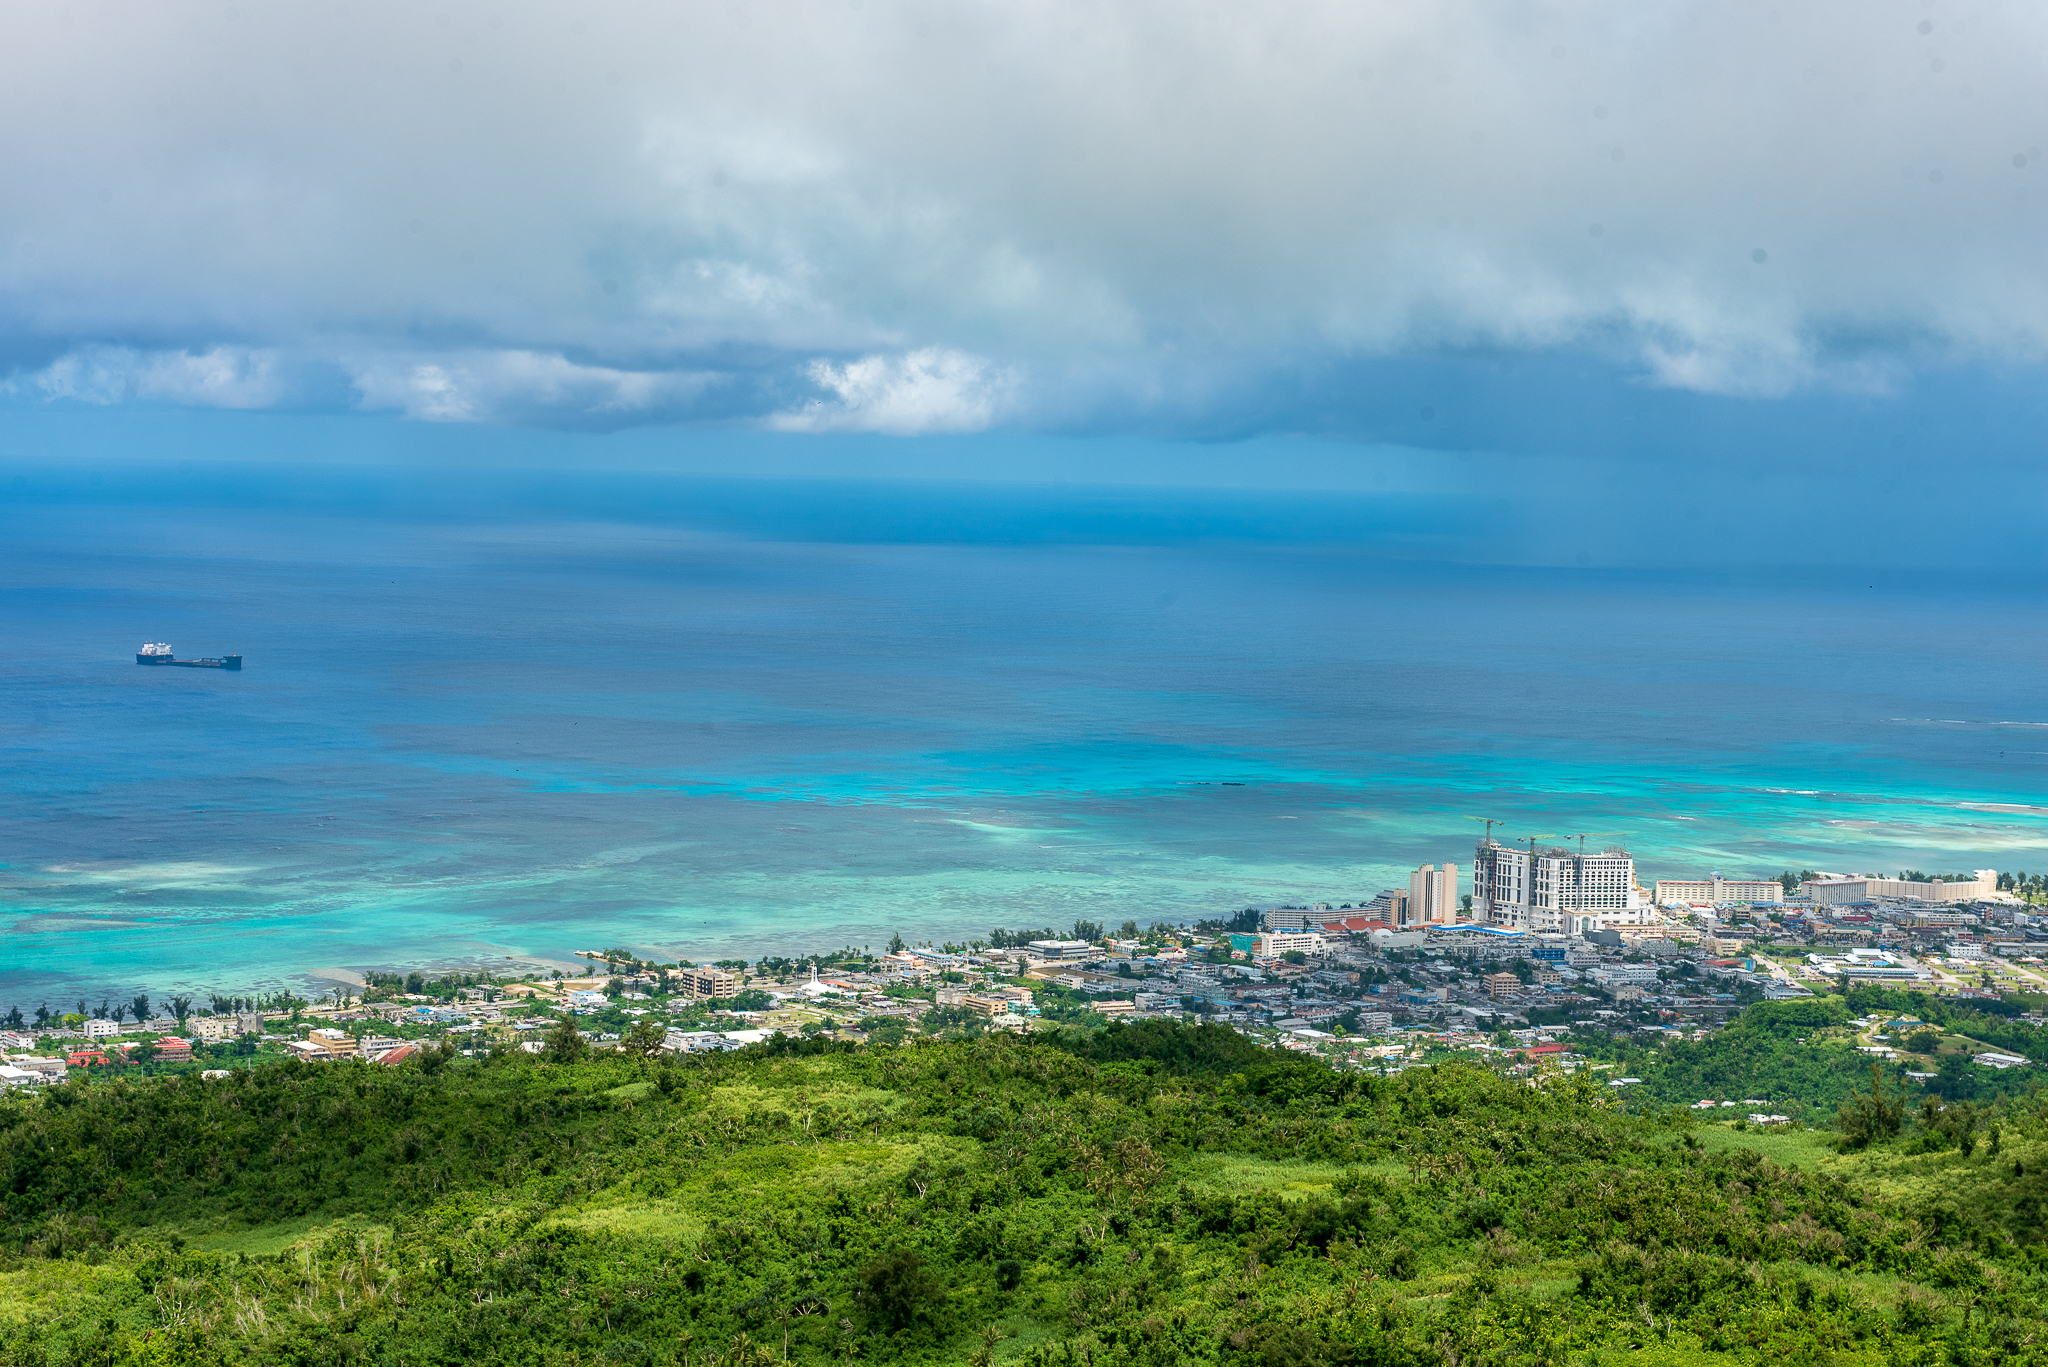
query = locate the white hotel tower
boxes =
[1472,839,1649,933]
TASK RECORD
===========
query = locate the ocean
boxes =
[3,460,2045,1007]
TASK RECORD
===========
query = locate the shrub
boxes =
[861,1248,945,1332]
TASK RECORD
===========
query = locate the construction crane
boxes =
[1462,816,1507,847]
[1565,830,1632,857]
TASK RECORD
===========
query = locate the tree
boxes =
[860,1249,945,1332]
[169,996,194,1028]
[2,1005,20,1029]
[1905,1030,1941,1055]
[887,933,907,954]
[545,1016,589,1064]
[109,1004,127,1026]
[1935,1052,1980,1101]
[1835,1065,1905,1149]
[33,1004,49,1028]
[132,994,150,1024]
[624,1020,666,1057]
[1071,920,1104,942]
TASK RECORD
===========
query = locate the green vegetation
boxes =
[3,1022,2048,1365]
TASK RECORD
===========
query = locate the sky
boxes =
[0,0,2044,531]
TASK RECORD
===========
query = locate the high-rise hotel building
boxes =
[1406,863,1460,925]
[1472,840,1649,933]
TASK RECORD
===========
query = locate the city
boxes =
[10,838,2042,1114]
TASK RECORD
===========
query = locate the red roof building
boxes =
[1317,917,1393,935]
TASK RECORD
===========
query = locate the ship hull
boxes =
[137,654,242,670]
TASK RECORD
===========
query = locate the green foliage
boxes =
[859,1248,945,1332]
[1,1026,2046,1365]
[1731,996,1850,1034]
[546,1015,589,1063]
[1835,1065,1906,1149]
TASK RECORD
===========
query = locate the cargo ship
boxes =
[136,642,242,670]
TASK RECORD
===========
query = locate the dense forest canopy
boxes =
[2,1021,2047,1365]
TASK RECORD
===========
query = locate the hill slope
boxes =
[1,1024,2044,1366]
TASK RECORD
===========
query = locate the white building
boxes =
[1407,864,1461,925]
[1473,840,1648,933]
[83,1018,122,1040]
[1024,940,1094,960]
[1587,963,1661,987]
[194,1011,265,1042]
[1653,874,1784,906]
[1254,930,1327,957]
[1804,870,1999,905]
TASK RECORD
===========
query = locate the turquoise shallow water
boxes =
[3,466,2046,1007]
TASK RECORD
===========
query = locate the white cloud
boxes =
[772,348,1014,434]
[0,0,2041,429]
[27,346,290,409]
[348,351,724,426]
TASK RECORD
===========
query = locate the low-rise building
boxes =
[1229,930,1328,958]
[4,1055,66,1080]
[1483,972,1522,999]
[1587,963,1660,985]
[1805,871,2000,905]
[83,1019,122,1041]
[1024,940,1094,960]
[1654,875,1784,906]
[285,1028,356,1061]
[194,1012,264,1041]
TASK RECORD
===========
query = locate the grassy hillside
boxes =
[2,1023,2046,1365]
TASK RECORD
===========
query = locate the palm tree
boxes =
[720,1333,774,1367]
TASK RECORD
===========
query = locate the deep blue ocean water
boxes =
[4,462,2046,1006]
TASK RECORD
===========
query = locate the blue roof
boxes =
[1460,925,1525,937]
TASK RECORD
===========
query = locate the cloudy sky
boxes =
[0,0,2042,471]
